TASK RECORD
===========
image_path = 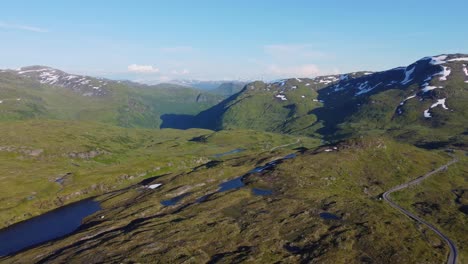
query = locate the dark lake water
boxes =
[252,188,273,196]
[459,205,468,215]
[319,212,341,220]
[160,193,191,206]
[0,199,101,256]
[218,176,245,192]
[217,153,297,193]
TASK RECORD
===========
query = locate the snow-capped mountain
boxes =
[161,53,468,147]
[10,66,111,96]
[319,54,468,119]
[168,79,248,91]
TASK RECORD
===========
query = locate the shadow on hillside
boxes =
[160,87,246,130]
[160,114,198,129]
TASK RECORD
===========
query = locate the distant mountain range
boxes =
[166,79,248,91]
[134,79,247,95]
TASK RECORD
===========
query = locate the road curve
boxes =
[383,158,459,264]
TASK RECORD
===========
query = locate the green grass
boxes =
[0,119,319,228]
[390,150,468,263]
[4,136,464,264]
[170,79,324,137]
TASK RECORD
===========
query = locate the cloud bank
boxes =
[128,64,160,73]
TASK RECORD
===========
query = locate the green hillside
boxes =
[161,78,326,135]
[162,54,468,148]
[0,68,223,128]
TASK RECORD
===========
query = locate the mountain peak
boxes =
[12,66,109,97]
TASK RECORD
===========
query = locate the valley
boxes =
[0,54,467,264]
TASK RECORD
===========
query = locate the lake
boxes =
[0,199,101,256]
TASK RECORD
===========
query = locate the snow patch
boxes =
[317,76,339,85]
[438,66,451,81]
[424,98,449,118]
[447,57,468,62]
[65,75,78,80]
[295,78,302,82]
[421,83,442,93]
[401,66,415,85]
[319,79,332,84]
[429,55,448,65]
[399,94,417,106]
[39,71,59,84]
[463,64,468,76]
[305,83,310,86]
[431,98,448,110]
[17,68,49,74]
[301,95,305,98]
[355,82,382,96]
[424,109,432,118]
[275,94,287,101]
[147,183,162,190]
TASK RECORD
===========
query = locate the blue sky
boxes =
[1,0,467,82]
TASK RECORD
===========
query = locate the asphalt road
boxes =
[383,158,459,264]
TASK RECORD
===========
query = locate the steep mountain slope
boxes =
[162,54,468,148]
[317,54,468,146]
[160,73,369,135]
[0,67,223,128]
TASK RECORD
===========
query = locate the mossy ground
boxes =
[3,137,465,264]
[0,120,318,228]
[391,150,468,264]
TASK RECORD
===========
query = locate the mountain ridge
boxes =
[0,66,225,128]
[161,53,468,147]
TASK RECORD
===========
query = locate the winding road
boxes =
[383,157,459,264]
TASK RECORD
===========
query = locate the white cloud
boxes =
[171,69,190,75]
[266,64,321,78]
[128,64,160,73]
[264,44,326,58]
[0,22,48,33]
